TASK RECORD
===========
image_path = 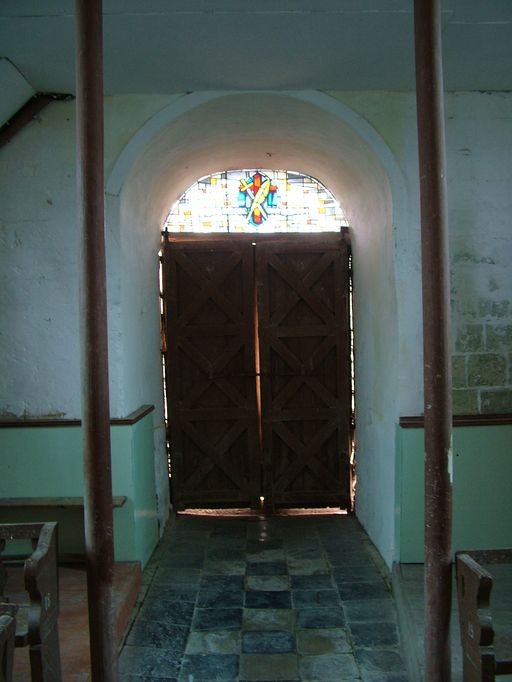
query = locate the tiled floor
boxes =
[119,512,408,682]
[8,516,510,681]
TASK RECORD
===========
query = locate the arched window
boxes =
[164,169,347,233]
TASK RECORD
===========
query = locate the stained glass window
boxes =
[163,170,348,233]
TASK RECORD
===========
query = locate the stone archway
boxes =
[106,91,412,567]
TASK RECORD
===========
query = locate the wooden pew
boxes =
[456,549,512,682]
[0,611,16,682]
[0,523,62,682]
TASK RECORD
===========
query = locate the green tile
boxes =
[296,628,350,655]
[245,590,292,609]
[299,653,359,680]
[296,607,345,629]
[179,653,239,680]
[119,646,181,678]
[197,587,244,608]
[204,559,246,574]
[291,574,334,590]
[185,630,241,654]
[243,608,296,632]
[292,589,340,608]
[242,630,296,653]
[343,598,396,623]
[246,548,286,562]
[349,621,399,648]
[239,653,299,680]
[126,621,188,651]
[287,558,330,575]
[246,575,290,591]
[247,561,288,575]
[192,608,243,631]
[355,648,407,676]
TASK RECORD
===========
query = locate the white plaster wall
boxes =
[0,58,35,126]
[0,90,424,564]
[1,90,511,562]
[345,180,400,565]
[0,95,177,530]
[113,190,171,526]
[0,102,80,418]
[0,95,177,419]
[332,92,423,417]
[106,91,404,564]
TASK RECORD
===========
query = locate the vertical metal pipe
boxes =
[75,1,118,680]
[414,1,453,680]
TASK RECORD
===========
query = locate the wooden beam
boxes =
[0,93,73,149]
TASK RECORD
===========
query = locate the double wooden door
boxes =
[163,233,351,511]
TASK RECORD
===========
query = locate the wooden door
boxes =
[256,234,351,508]
[163,236,260,510]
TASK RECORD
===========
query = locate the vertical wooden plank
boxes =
[256,234,351,508]
[162,241,184,510]
[163,235,260,508]
[332,237,352,504]
[247,242,262,509]
[255,241,274,509]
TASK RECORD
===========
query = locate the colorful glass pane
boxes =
[164,169,347,233]
[238,171,279,226]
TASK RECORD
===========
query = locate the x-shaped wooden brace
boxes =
[270,375,339,411]
[174,250,245,327]
[267,251,335,326]
[266,332,340,410]
[180,419,251,493]
[271,420,339,494]
[177,335,249,409]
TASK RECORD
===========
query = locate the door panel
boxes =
[163,237,260,509]
[164,234,351,510]
[256,236,351,508]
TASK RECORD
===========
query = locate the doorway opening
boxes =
[159,170,355,513]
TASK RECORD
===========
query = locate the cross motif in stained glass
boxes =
[238,171,278,226]
[163,169,348,233]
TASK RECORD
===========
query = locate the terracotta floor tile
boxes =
[8,562,140,681]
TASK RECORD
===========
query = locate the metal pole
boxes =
[414,1,453,680]
[75,1,118,680]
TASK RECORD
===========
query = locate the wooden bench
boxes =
[0,611,16,682]
[0,497,127,561]
[0,522,62,682]
[0,496,127,509]
[456,549,512,682]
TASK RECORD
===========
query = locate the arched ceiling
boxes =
[119,93,393,236]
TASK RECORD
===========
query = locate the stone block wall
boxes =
[452,299,512,413]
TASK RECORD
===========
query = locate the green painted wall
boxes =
[396,424,512,562]
[130,415,160,564]
[0,411,158,567]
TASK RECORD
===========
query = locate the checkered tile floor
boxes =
[119,513,408,681]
